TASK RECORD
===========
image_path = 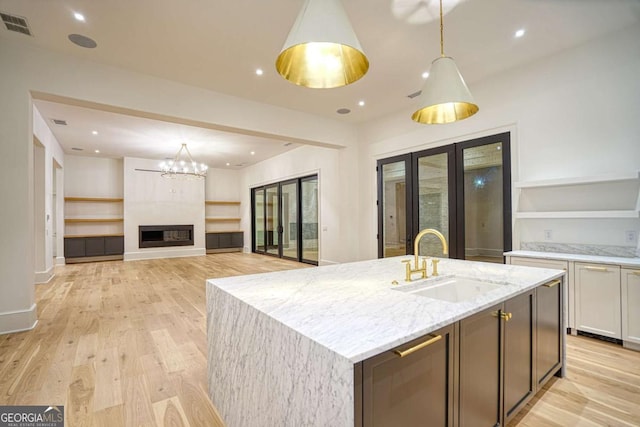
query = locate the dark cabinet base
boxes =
[64,235,124,263]
[206,232,244,253]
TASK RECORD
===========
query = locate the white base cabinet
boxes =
[622,269,640,349]
[575,263,621,339]
[508,256,572,331]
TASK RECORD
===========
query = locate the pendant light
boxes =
[276,0,369,89]
[412,0,478,124]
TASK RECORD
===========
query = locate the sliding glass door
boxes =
[377,132,511,262]
[252,175,318,265]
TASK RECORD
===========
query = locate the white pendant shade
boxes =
[412,56,478,124]
[276,0,369,89]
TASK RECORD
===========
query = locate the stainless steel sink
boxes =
[393,276,503,303]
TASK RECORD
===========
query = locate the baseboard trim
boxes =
[55,256,65,266]
[124,247,206,261]
[207,248,242,254]
[319,259,339,266]
[66,255,123,264]
[0,304,38,335]
[34,267,54,284]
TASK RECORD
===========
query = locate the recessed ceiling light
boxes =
[94,149,100,153]
[68,33,97,48]
[515,29,525,38]
[421,71,430,79]
[250,151,255,155]
[226,162,230,166]
[73,12,85,22]
[358,100,365,107]
[92,130,98,135]
[255,68,264,76]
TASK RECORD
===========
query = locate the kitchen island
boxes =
[206,257,565,427]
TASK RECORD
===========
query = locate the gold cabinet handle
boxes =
[544,279,561,288]
[491,311,512,321]
[394,334,442,358]
[631,271,640,276]
[585,266,609,272]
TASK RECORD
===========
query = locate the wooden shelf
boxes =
[515,210,640,219]
[206,230,243,233]
[65,197,124,202]
[65,218,124,223]
[206,217,241,222]
[64,233,124,238]
[205,201,240,206]
[514,172,639,189]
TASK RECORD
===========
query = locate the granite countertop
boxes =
[208,257,564,363]
[505,250,640,268]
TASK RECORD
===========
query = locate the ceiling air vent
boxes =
[0,12,32,36]
[51,119,67,126]
[407,90,422,99]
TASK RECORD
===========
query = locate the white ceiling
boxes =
[2,0,639,165]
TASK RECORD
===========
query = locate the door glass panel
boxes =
[301,177,318,263]
[416,153,450,258]
[281,182,298,259]
[381,161,408,257]
[254,189,265,252]
[462,142,504,263]
[266,185,279,256]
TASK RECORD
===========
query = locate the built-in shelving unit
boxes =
[205,200,243,253]
[515,171,640,219]
[513,171,640,250]
[64,196,125,263]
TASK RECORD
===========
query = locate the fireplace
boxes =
[139,225,194,248]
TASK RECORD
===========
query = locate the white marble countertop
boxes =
[505,250,640,268]
[208,257,564,363]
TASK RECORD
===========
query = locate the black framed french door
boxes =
[251,174,318,265]
[377,132,511,262]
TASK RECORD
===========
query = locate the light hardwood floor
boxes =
[1,253,638,426]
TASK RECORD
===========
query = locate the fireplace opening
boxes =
[139,225,194,248]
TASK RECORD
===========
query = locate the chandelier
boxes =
[159,143,208,179]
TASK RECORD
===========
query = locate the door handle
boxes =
[585,266,608,272]
[544,279,561,288]
[394,334,442,358]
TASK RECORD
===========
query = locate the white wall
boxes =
[240,144,360,265]
[123,157,205,260]
[205,168,241,201]
[356,23,640,260]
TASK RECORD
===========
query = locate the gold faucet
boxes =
[403,228,449,282]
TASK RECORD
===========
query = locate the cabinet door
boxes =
[206,233,219,250]
[85,237,105,256]
[503,290,535,422]
[218,233,232,248]
[64,238,85,258]
[536,279,563,387]
[104,236,124,255]
[459,303,502,427]
[362,324,455,427]
[575,263,621,339]
[231,232,244,248]
[622,269,640,346]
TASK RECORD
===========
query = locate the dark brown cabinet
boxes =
[64,235,124,262]
[536,279,562,387]
[357,279,563,427]
[503,290,535,422]
[358,324,455,427]
[458,303,502,427]
[206,231,243,252]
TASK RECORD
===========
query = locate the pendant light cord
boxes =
[440,0,444,57]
